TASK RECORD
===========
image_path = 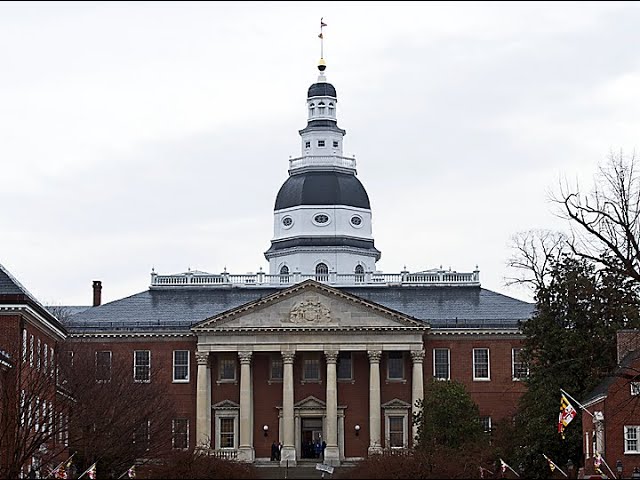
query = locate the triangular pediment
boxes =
[295,395,326,409]
[212,399,240,410]
[192,280,428,332]
[381,398,412,409]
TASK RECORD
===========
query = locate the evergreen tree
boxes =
[515,256,640,478]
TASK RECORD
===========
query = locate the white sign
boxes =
[316,463,335,474]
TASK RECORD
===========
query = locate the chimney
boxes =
[92,280,102,307]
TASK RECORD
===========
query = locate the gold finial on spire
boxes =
[318,17,327,71]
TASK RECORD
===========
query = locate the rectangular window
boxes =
[480,416,492,433]
[333,140,339,148]
[433,348,450,380]
[389,416,405,448]
[37,338,41,370]
[585,431,590,459]
[317,140,325,147]
[29,335,34,367]
[631,382,640,396]
[387,352,404,380]
[305,141,311,148]
[473,348,490,380]
[220,418,235,448]
[173,350,190,382]
[133,420,150,451]
[22,330,27,363]
[43,343,48,372]
[172,419,189,449]
[303,356,321,382]
[50,346,55,377]
[512,348,528,380]
[134,350,151,382]
[218,357,236,381]
[625,426,640,453]
[270,356,283,381]
[96,351,112,382]
[337,352,352,380]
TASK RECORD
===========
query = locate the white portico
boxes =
[191,280,427,466]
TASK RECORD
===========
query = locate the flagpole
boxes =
[117,465,134,479]
[560,388,594,417]
[77,462,96,479]
[500,459,521,478]
[599,454,617,479]
[46,452,75,479]
[542,454,568,478]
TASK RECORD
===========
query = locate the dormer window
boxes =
[318,140,325,147]
[305,141,311,148]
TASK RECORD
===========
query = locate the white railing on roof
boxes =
[150,269,480,288]
[289,155,356,172]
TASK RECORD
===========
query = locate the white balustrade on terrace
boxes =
[150,269,480,288]
[288,155,356,173]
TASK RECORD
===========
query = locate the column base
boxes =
[237,446,255,463]
[279,446,297,467]
[323,446,340,466]
[368,445,383,456]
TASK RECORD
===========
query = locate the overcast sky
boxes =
[1,1,639,306]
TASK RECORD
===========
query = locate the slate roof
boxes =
[582,349,640,405]
[0,262,67,334]
[63,284,534,333]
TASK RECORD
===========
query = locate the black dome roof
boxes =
[275,171,370,210]
[308,82,337,98]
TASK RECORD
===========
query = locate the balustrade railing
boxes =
[150,269,480,288]
[289,155,357,172]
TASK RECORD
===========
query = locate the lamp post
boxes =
[617,459,623,479]
[263,425,269,437]
[567,459,574,479]
[354,424,360,436]
[632,466,640,479]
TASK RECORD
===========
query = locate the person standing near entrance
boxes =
[315,439,322,459]
[277,441,282,461]
[271,441,278,461]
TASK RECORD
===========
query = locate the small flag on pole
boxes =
[318,33,323,39]
[543,454,568,477]
[499,458,521,477]
[87,463,97,480]
[127,465,136,479]
[320,18,327,27]
[594,452,603,475]
[558,393,577,438]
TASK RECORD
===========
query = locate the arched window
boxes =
[279,266,290,284]
[318,102,326,115]
[355,265,364,283]
[328,103,335,116]
[315,263,328,282]
[309,103,315,116]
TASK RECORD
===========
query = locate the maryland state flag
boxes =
[594,452,603,475]
[55,457,74,479]
[558,393,577,438]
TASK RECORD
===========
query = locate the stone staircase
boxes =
[254,460,357,479]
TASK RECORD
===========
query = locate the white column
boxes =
[324,350,340,466]
[237,351,254,462]
[367,350,382,455]
[195,351,211,449]
[280,351,297,466]
[411,350,425,447]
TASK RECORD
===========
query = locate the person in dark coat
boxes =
[271,441,278,461]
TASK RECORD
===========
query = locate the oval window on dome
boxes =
[314,214,329,225]
[350,215,363,227]
[282,216,293,228]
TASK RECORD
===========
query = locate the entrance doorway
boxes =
[300,417,323,459]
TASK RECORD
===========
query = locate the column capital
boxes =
[195,351,210,366]
[324,350,339,364]
[410,349,426,363]
[238,351,252,365]
[281,351,296,364]
[367,350,382,363]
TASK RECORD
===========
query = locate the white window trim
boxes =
[473,348,491,381]
[172,418,190,450]
[585,431,590,459]
[37,338,41,370]
[22,330,27,363]
[433,348,450,380]
[384,410,409,449]
[480,416,492,433]
[29,335,34,367]
[631,382,640,396]
[511,348,529,381]
[133,419,151,451]
[133,350,151,383]
[217,355,237,383]
[625,425,640,454]
[173,350,190,383]
[387,352,405,382]
[215,411,239,450]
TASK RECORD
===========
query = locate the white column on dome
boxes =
[411,350,425,446]
[281,351,297,466]
[324,350,340,465]
[195,351,211,449]
[367,350,382,455]
[238,351,255,462]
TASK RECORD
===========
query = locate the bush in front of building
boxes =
[146,450,259,479]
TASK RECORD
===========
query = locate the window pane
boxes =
[480,416,492,433]
[173,419,189,449]
[512,348,528,379]
[304,358,320,381]
[271,357,283,380]
[337,352,352,380]
[96,351,111,382]
[134,351,150,382]
[219,358,236,380]
[174,351,189,381]
[474,349,489,379]
[220,418,235,448]
[389,416,404,448]
[388,352,403,379]
[434,349,449,379]
[133,420,150,451]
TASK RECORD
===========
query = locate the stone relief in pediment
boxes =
[288,299,332,325]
